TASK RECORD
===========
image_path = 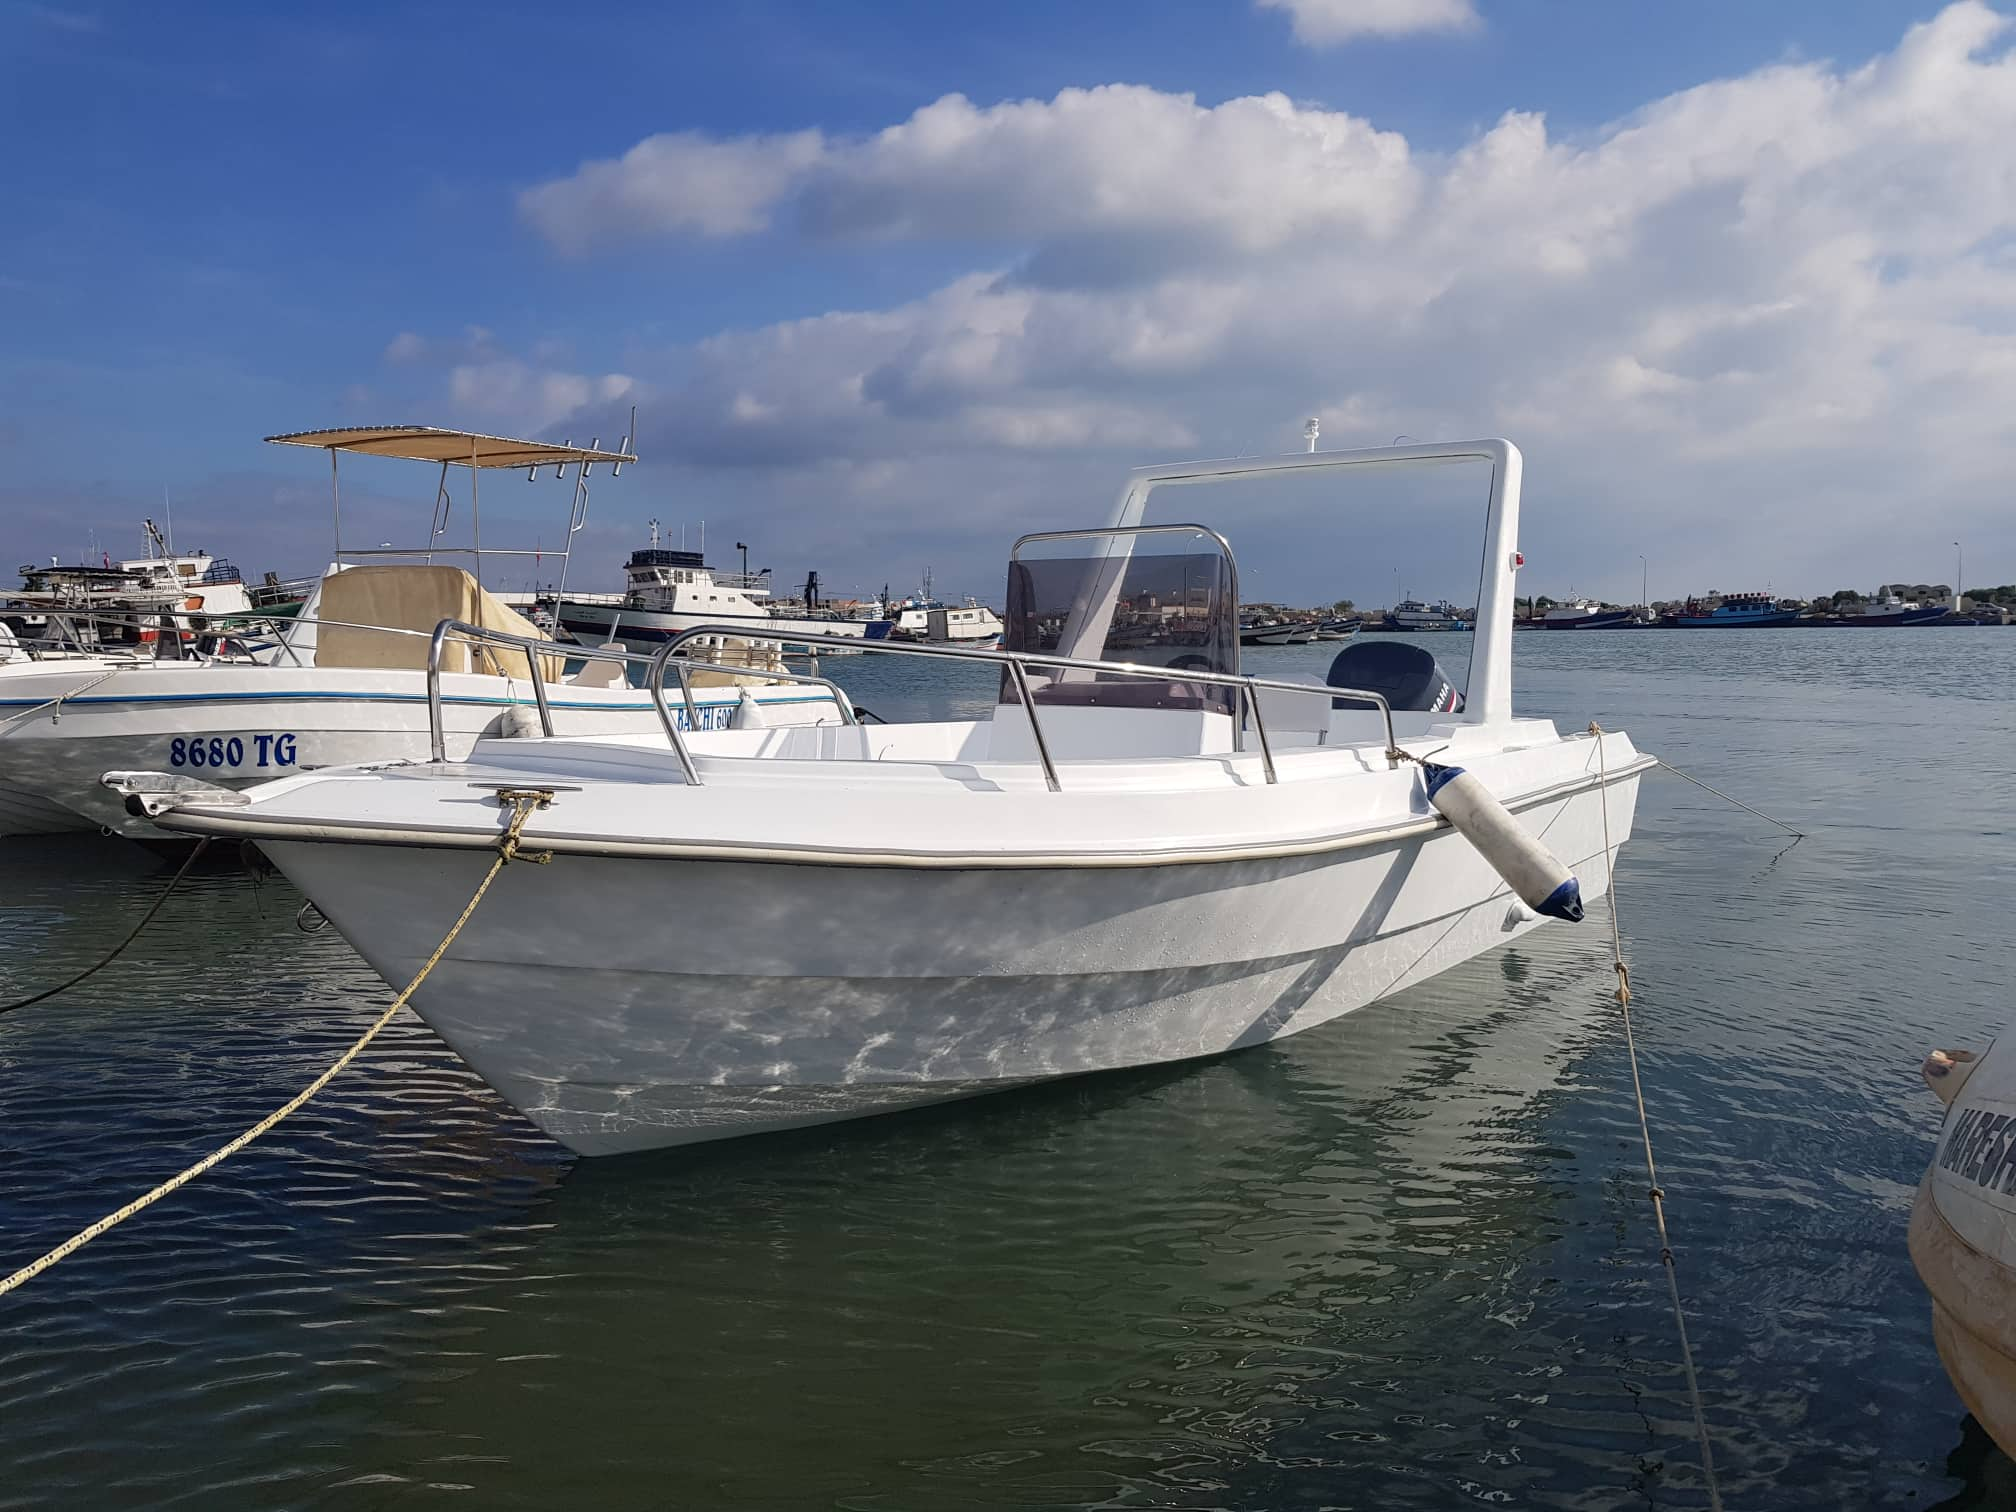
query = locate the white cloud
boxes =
[522,129,825,253]
[1256,0,1481,47]
[479,4,2016,604]
[447,360,634,432]
[520,86,1416,259]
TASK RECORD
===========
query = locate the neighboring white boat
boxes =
[554,530,887,651]
[131,440,1649,1155]
[1913,1037,2016,1457]
[0,426,844,840]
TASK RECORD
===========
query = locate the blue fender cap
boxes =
[1422,761,1465,801]
[1536,877,1584,923]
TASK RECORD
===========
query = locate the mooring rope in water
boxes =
[0,839,214,1017]
[0,790,553,1301]
[1655,756,1804,839]
[1591,722,1725,1511]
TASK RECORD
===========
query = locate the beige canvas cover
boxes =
[314,565,565,680]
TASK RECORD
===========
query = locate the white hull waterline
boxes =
[136,438,1650,1156]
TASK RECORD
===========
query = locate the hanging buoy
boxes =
[498,704,543,739]
[1423,761,1584,922]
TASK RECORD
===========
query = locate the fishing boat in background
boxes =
[1385,598,1468,632]
[127,438,1650,1156]
[1541,600,1636,630]
[1832,594,1956,627]
[884,574,1006,646]
[1238,620,1299,646]
[1673,593,1801,628]
[1315,617,1362,640]
[2,521,256,657]
[554,529,889,651]
[0,426,843,841]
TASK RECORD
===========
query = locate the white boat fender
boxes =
[1421,761,1584,922]
[1922,1048,1981,1106]
[499,705,543,739]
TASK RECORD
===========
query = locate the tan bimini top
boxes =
[266,426,635,469]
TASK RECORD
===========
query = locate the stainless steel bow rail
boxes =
[419,618,1400,793]
[652,623,1402,793]
[423,619,857,786]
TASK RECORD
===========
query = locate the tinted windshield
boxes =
[1002,534,1237,713]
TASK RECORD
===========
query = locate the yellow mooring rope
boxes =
[0,789,553,1302]
[1590,722,1725,1511]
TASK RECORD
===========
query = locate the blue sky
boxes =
[4,0,2007,608]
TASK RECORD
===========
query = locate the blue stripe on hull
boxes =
[0,688,838,711]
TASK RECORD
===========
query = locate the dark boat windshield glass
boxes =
[1002,531,1238,713]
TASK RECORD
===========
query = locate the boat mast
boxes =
[329,449,343,565]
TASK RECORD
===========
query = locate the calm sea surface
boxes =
[3,628,2014,1509]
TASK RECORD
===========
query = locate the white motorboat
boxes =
[554,532,889,651]
[130,439,1649,1155]
[0,426,843,840]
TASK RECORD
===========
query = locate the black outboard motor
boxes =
[1326,641,1464,713]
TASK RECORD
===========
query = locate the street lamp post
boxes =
[1955,541,1964,613]
[1638,554,1648,612]
[737,541,749,582]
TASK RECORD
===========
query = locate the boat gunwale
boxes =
[147,753,1655,870]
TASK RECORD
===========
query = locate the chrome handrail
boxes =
[641,651,859,787]
[421,619,851,770]
[659,623,1401,792]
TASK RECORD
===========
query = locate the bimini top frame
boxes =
[1100,438,1523,725]
[268,417,637,605]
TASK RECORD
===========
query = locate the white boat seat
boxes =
[568,647,628,688]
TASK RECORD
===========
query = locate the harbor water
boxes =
[2,628,2013,1508]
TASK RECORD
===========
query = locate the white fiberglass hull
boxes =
[0,665,841,838]
[244,755,1638,1155]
